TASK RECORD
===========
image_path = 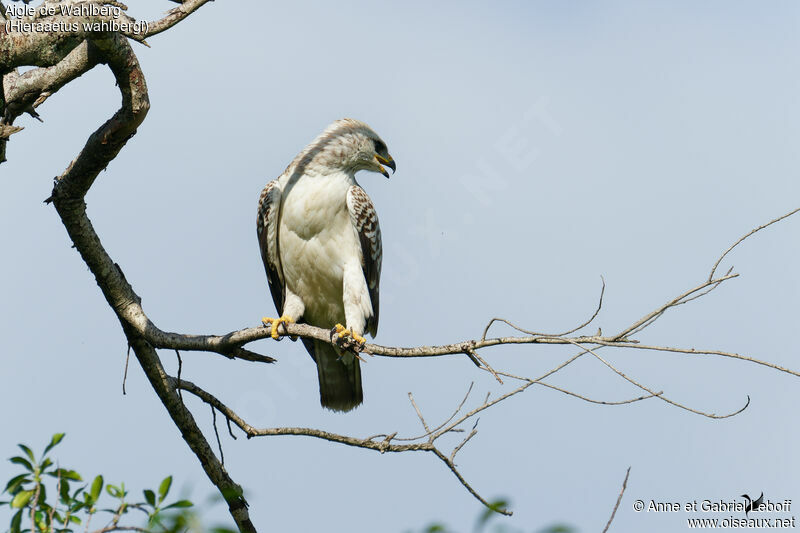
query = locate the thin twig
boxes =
[122,344,131,395]
[481,275,605,340]
[450,419,479,462]
[612,274,738,341]
[211,405,224,467]
[467,348,503,384]
[395,383,475,442]
[602,467,631,533]
[565,339,750,419]
[709,207,800,281]
[172,377,511,515]
[175,350,183,403]
[408,392,431,435]
[226,417,237,440]
[537,381,663,406]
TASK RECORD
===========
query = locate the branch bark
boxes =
[29,26,258,533]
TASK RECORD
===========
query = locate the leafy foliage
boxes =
[405,498,577,533]
[1,434,194,533]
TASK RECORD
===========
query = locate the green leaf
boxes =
[143,489,156,507]
[106,485,121,499]
[39,457,53,474]
[163,500,193,510]
[10,490,33,509]
[476,498,509,531]
[82,491,94,508]
[538,526,576,533]
[59,480,70,502]
[157,476,172,503]
[69,515,81,524]
[17,445,35,463]
[9,456,33,472]
[10,509,23,533]
[53,469,82,482]
[43,434,65,456]
[90,476,103,502]
[4,474,29,495]
[147,512,163,528]
[34,509,47,531]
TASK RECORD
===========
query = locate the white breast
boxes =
[278,171,361,325]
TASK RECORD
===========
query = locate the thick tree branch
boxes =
[0,8,144,71]
[43,31,256,533]
[143,0,214,38]
[4,39,101,116]
[0,0,213,162]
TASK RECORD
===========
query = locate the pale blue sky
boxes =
[2,2,799,532]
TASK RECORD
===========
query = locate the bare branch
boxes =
[144,0,214,38]
[0,11,146,72]
[565,339,750,419]
[592,341,800,378]
[449,419,479,462]
[535,381,663,406]
[211,405,225,467]
[612,273,738,341]
[431,448,511,516]
[602,467,631,533]
[481,275,606,340]
[709,207,800,281]
[466,348,503,384]
[395,383,475,442]
[43,31,256,533]
[172,376,513,516]
[408,392,431,435]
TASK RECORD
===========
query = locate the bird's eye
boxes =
[374,140,387,154]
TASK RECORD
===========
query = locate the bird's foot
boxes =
[261,315,294,339]
[330,325,369,360]
[332,323,366,345]
[331,324,367,352]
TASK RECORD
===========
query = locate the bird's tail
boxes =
[303,339,363,412]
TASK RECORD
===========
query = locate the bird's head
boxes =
[307,118,396,178]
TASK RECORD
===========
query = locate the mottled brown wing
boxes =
[347,185,382,336]
[256,180,285,313]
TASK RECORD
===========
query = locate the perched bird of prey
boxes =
[257,118,395,412]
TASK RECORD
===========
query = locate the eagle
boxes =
[257,118,395,412]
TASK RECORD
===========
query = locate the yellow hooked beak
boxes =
[375,154,396,178]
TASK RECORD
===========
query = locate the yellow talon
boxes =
[262,315,294,339]
[333,323,366,345]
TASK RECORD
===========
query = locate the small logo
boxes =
[741,492,765,516]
